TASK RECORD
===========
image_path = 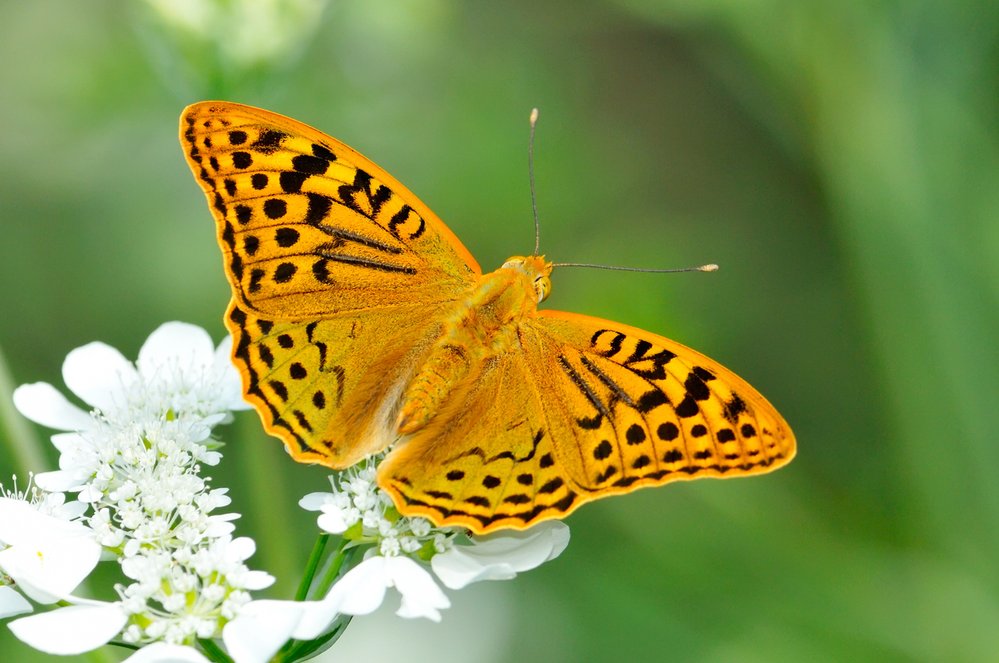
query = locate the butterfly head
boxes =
[501,255,553,303]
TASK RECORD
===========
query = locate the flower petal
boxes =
[289,599,339,641]
[226,536,256,562]
[0,586,33,618]
[0,499,101,603]
[12,382,92,431]
[50,431,89,455]
[223,600,304,663]
[0,497,91,545]
[123,643,211,663]
[298,492,333,511]
[388,556,450,621]
[238,570,276,591]
[317,510,348,535]
[8,603,127,654]
[137,322,215,378]
[431,521,570,589]
[62,342,138,412]
[328,556,389,616]
[33,469,89,493]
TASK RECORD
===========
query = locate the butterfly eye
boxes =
[534,276,550,303]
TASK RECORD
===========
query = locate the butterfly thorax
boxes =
[396,255,553,435]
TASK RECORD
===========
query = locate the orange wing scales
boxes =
[181,103,478,322]
[407,429,579,532]
[180,102,479,470]
[379,355,583,532]
[379,315,795,533]
[181,102,796,534]
[227,302,339,462]
[561,325,790,487]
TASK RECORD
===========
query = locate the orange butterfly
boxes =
[180,102,795,534]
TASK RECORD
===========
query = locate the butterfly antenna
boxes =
[551,262,719,273]
[529,107,541,256]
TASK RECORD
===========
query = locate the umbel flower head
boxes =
[300,459,569,621]
[3,322,570,662]
[6,323,282,658]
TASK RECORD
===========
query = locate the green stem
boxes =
[199,637,234,663]
[277,542,363,661]
[295,533,330,601]
[314,541,359,599]
[281,615,353,662]
[106,641,140,652]
[0,341,49,476]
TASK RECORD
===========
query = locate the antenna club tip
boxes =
[529,108,539,124]
[699,264,719,272]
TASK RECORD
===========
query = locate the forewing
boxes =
[180,101,481,467]
[180,101,480,318]
[378,310,795,533]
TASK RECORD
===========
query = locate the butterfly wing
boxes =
[378,310,795,533]
[225,299,443,467]
[181,101,480,316]
[180,102,481,467]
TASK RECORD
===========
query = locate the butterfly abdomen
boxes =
[396,264,538,435]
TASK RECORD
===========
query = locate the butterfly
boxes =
[180,101,796,534]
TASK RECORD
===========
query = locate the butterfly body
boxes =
[181,102,796,534]
[398,255,551,435]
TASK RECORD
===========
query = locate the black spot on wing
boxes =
[304,193,333,226]
[280,171,309,193]
[232,152,252,169]
[312,143,336,161]
[252,130,286,153]
[724,394,747,423]
[684,372,711,401]
[657,422,679,440]
[626,424,646,444]
[275,227,300,247]
[292,154,330,175]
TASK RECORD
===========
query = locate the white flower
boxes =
[300,463,446,555]
[299,491,350,534]
[10,382,94,432]
[0,587,32,619]
[13,321,247,436]
[8,601,129,655]
[301,458,572,623]
[222,599,325,663]
[123,642,211,662]
[0,497,101,604]
[6,322,277,658]
[305,522,570,625]
[324,554,451,623]
[431,521,570,589]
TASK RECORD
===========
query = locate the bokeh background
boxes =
[2,1,998,661]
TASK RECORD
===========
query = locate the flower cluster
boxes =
[3,323,283,658]
[301,460,568,622]
[303,458,448,559]
[1,322,569,662]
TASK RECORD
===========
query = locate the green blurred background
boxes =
[2,0,998,661]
